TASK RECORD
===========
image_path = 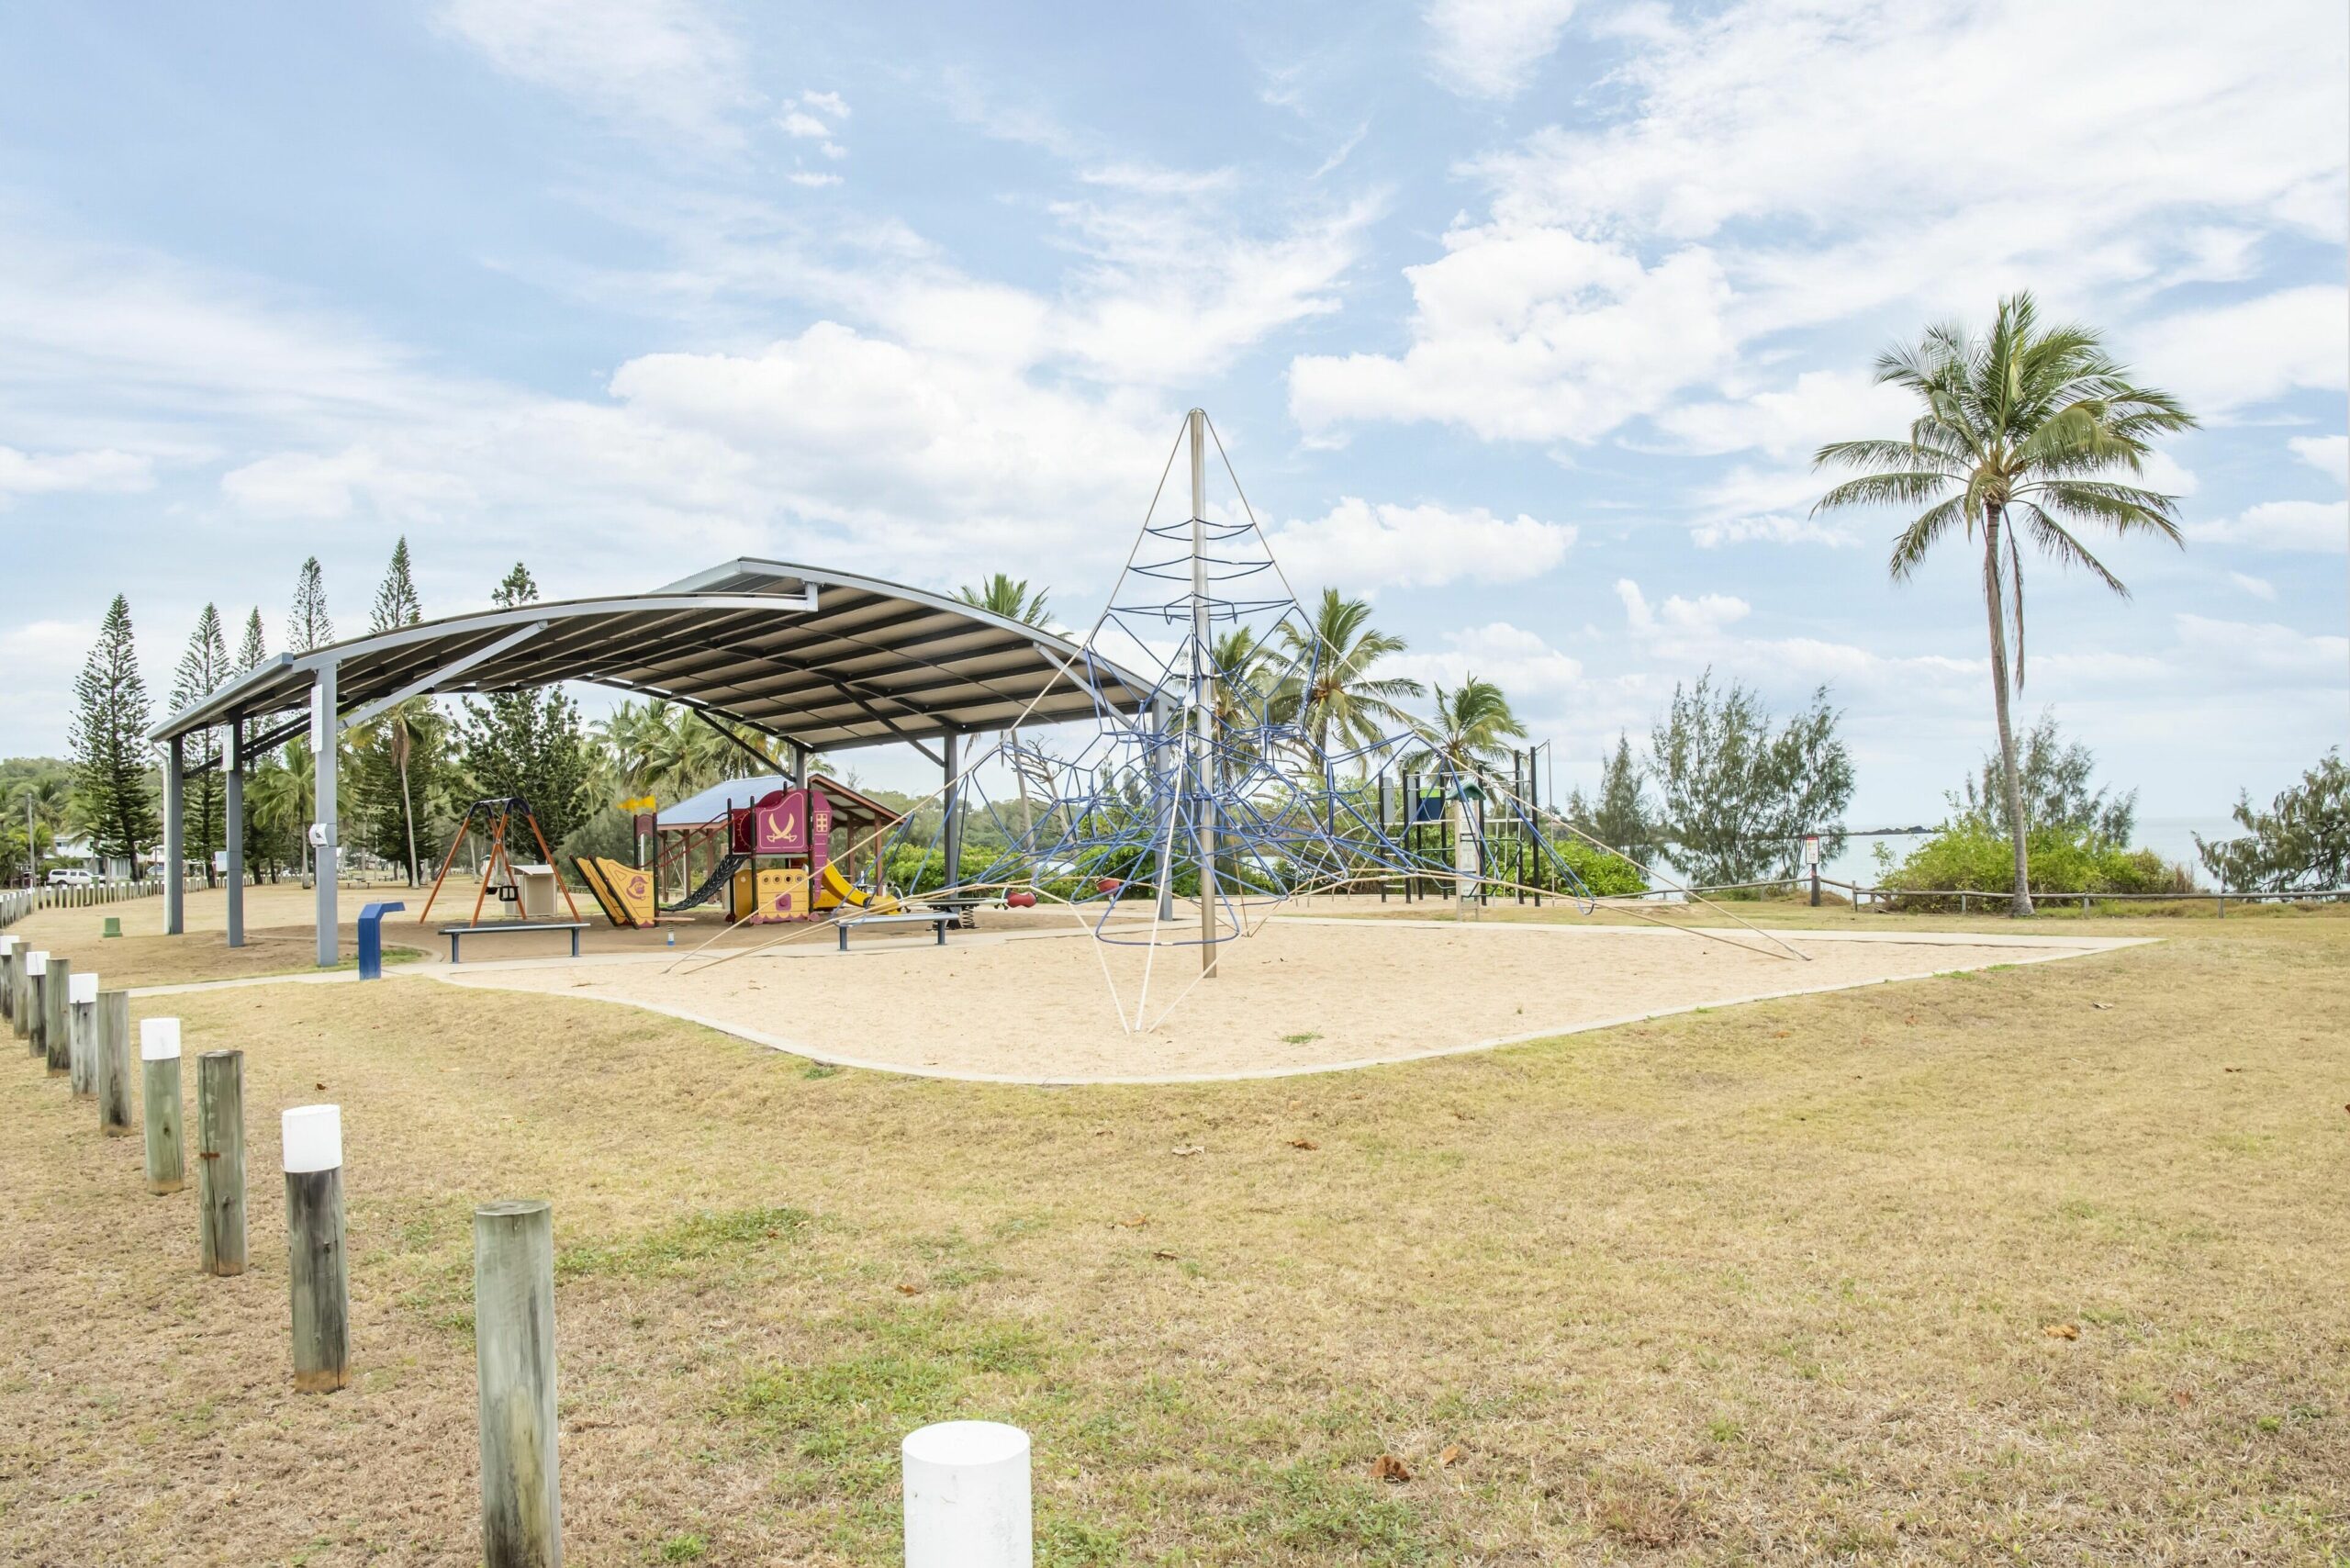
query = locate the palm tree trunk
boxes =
[397,752,420,888]
[1982,506,2033,916]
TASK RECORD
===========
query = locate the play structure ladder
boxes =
[666,852,749,913]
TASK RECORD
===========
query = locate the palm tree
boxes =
[1273,589,1424,756]
[1812,292,2195,915]
[956,574,1052,629]
[377,699,442,885]
[1403,676,1527,909]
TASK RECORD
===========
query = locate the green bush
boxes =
[1880,820,2189,910]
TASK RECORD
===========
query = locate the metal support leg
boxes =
[225,721,246,948]
[163,736,185,935]
[941,731,962,893]
[313,663,340,969]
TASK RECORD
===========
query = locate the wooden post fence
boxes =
[67,972,97,1099]
[476,1199,563,1568]
[284,1105,350,1393]
[140,1018,185,1194]
[42,954,71,1076]
[25,950,48,1058]
[95,991,133,1136]
[197,1050,247,1276]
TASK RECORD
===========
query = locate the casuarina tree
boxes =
[287,556,333,654]
[461,563,591,848]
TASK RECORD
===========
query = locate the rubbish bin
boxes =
[357,902,406,980]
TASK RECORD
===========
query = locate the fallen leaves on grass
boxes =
[2042,1323,2080,1340]
[1438,1444,1464,1468]
[1371,1453,1412,1484]
[1171,1144,1203,1158]
[1287,1138,1319,1151]
[1111,1215,1148,1229]
[1153,1249,1178,1261]
[895,1283,922,1296]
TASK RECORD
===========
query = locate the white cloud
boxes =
[2291,433,2348,487]
[0,446,153,503]
[1391,622,1585,707]
[1653,369,1914,461]
[1689,512,1855,549]
[2186,499,2348,554]
[1289,225,1732,442]
[787,171,843,189]
[2172,613,2350,683]
[2227,571,2277,602]
[1268,497,1576,590]
[219,445,474,522]
[433,0,745,149]
[2136,286,2350,413]
[1424,0,1579,99]
[778,110,829,139]
[1614,578,1751,638]
[800,90,849,119]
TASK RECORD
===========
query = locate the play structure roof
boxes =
[151,559,1155,756]
[660,770,901,829]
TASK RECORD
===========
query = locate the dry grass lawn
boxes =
[0,902,2345,1564]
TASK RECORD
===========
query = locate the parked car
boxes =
[45,868,94,887]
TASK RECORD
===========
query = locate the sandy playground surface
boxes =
[429,913,2151,1083]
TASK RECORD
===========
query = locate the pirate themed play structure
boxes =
[572,773,902,930]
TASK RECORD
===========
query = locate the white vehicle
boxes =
[46,868,94,888]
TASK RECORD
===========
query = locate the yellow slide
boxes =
[576,857,659,928]
[817,860,898,914]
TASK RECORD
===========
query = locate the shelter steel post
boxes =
[941,731,962,892]
[1188,408,1216,978]
[225,719,245,947]
[163,735,185,935]
[313,662,339,969]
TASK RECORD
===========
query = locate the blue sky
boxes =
[0,0,2343,822]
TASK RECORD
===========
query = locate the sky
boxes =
[0,0,2343,824]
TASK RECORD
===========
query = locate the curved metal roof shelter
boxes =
[148,559,1155,967]
[151,558,1154,755]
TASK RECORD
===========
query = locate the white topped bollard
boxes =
[24,950,49,1054]
[140,1017,186,1193]
[283,1104,351,1392]
[67,971,98,1099]
[902,1420,1032,1568]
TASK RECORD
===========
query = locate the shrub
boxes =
[1880,820,2190,910]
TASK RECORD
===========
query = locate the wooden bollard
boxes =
[140,1018,185,1193]
[67,972,97,1099]
[0,935,17,1025]
[196,1050,247,1276]
[284,1105,350,1392]
[25,950,48,1057]
[95,991,133,1136]
[42,954,72,1076]
[476,1200,563,1567]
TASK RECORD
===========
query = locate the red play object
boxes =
[1007,890,1037,908]
[1096,877,1123,894]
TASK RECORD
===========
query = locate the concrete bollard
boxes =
[25,950,49,1057]
[42,955,72,1076]
[95,991,133,1135]
[0,935,16,1025]
[903,1421,1033,1568]
[284,1105,351,1392]
[197,1051,247,1276]
[67,972,97,1099]
[475,1200,562,1568]
[140,1019,185,1193]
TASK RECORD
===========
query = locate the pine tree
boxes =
[463,562,589,848]
[288,557,333,653]
[71,596,159,875]
[354,538,436,881]
[170,604,232,887]
[370,537,424,634]
[237,607,269,673]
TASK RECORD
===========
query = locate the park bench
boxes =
[440,921,589,963]
[835,911,957,951]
